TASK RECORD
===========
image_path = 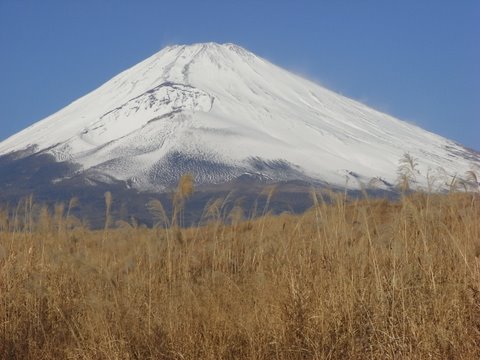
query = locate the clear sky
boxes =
[0,0,479,150]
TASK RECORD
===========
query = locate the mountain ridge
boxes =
[0,42,479,194]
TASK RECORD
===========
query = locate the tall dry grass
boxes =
[0,187,479,359]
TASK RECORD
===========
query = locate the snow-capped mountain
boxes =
[0,42,478,192]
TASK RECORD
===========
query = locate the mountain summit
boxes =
[0,42,478,192]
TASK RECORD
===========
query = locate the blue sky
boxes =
[0,0,479,150]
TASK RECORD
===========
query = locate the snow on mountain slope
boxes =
[0,42,478,191]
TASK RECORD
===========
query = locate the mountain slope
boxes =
[0,42,478,192]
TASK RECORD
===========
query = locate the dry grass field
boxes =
[0,184,479,359]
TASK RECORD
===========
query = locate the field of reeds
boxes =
[0,182,479,359]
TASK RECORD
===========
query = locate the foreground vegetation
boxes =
[0,188,479,359]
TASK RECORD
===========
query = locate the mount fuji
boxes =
[0,43,479,200]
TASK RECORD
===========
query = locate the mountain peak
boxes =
[164,42,248,51]
[156,42,256,64]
